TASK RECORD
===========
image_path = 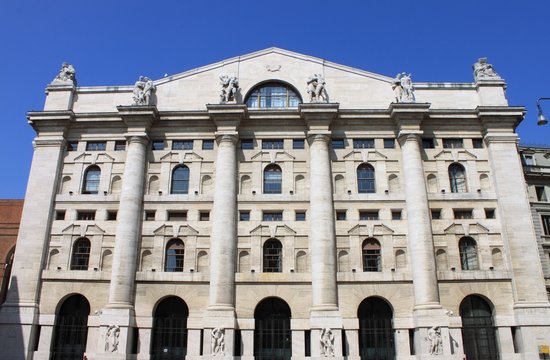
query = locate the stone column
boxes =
[107,135,149,307]
[208,133,239,311]
[482,108,550,358]
[205,104,245,359]
[308,133,338,311]
[95,106,155,360]
[0,110,72,360]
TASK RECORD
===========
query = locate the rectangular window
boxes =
[353,139,375,149]
[472,138,484,148]
[331,138,345,149]
[359,211,379,220]
[168,211,187,221]
[263,211,283,221]
[55,210,66,220]
[200,211,210,221]
[443,138,464,149]
[114,140,126,151]
[151,140,165,151]
[67,142,78,151]
[431,209,441,219]
[107,211,118,221]
[86,142,106,151]
[262,139,284,150]
[145,210,156,221]
[454,209,473,219]
[77,211,95,221]
[336,211,347,220]
[295,211,306,221]
[523,154,535,165]
[241,139,254,150]
[536,186,548,201]
[542,215,550,236]
[485,208,496,219]
[392,210,402,220]
[384,138,395,149]
[202,140,214,150]
[172,140,194,150]
[239,211,250,221]
[293,139,305,149]
[422,138,435,149]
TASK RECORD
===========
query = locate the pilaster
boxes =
[0,111,73,360]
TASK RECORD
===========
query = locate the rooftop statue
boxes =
[392,72,415,103]
[51,62,77,86]
[132,76,155,105]
[473,57,501,81]
[307,74,328,103]
[219,75,239,103]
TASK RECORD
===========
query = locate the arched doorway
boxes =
[151,296,189,360]
[460,295,499,360]
[51,294,90,360]
[358,297,395,360]
[254,297,292,360]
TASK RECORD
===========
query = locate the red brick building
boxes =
[0,200,23,303]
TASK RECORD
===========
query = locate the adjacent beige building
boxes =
[1,48,550,360]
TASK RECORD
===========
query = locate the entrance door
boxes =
[358,297,395,360]
[254,297,292,360]
[51,294,90,360]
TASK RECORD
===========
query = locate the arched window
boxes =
[491,248,503,269]
[357,164,375,194]
[459,237,479,270]
[295,251,307,273]
[254,298,292,360]
[151,297,189,359]
[460,295,498,360]
[362,238,381,272]
[0,247,15,303]
[148,175,160,194]
[165,238,185,272]
[338,250,350,272]
[246,82,301,109]
[110,175,122,194]
[263,239,282,272]
[51,294,90,360]
[264,165,282,194]
[449,163,467,193]
[197,251,208,272]
[70,238,91,270]
[239,251,251,273]
[358,297,395,360]
[436,249,448,271]
[395,250,406,269]
[82,166,100,194]
[171,166,190,194]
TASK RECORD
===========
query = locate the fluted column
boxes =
[399,132,440,307]
[308,133,338,310]
[208,134,238,310]
[108,135,148,307]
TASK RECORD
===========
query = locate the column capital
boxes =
[126,135,149,145]
[307,133,331,145]
[215,133,239,145]
[397,131,423,146]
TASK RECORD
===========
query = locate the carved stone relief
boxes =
[320,327,335,357]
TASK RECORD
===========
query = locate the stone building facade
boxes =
[519,145,550,299]
[0,199,23,304]
[1,48,550,360]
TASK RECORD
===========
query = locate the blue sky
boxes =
[0,0,549,199]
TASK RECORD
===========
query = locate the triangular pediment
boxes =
[160,151,203,162]
[61,223,104,237]
[443,223,465,235]
[251,151,295,162]
[343,150,387,162]
[433,149,477,161]
[154,224,199,237]
[74,152,114,164]
[250,224,296,237]
[348,223,394,237]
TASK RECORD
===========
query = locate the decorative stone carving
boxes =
[473,57,501,81]
[320,327,335,357]
[132,76,155,105]
[392,73,415,103]
[426,326,443,355]
[307,74,328,102]
[219,75,239,103]
[105,325,120,352]
[51,62,76,86]
[211,327,225,356]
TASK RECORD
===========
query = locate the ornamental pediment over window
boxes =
[250,151,295,163]
[61,224,105,237]
[433,149,477,161]
[250,224,296,237]
[347,223,394,237]
[443,222,489,235]
[74,152,115,164]
[343,150,387,162]
[160,151,203,162]
[153,224,198,237]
